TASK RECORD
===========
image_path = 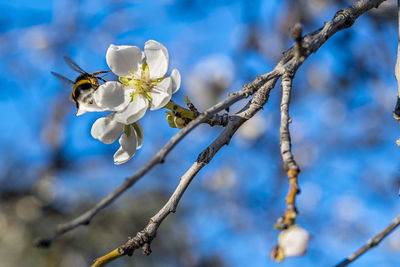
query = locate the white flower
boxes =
[278,225,310,258]
[76,102,103,116]
[91,114,144,165]
[93,40,181,125]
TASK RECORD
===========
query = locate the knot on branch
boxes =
[284,163,300,175]
[282,71,294,81]
[121,229,155,256]
[367,237,381,248]
[118,243,135,257]
[333,8,355,29]
[243,76,262,95]
[207,113,229,127]
[197,147,212,164]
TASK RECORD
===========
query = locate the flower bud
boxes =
[278,225,310,258]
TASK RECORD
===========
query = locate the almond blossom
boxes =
[91,114,144,165]
[93,40,181,125]
[88,40,181,164]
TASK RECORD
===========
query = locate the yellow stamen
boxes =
[120,62,166,105]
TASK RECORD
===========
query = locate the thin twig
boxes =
[35,0,386,247]
[277,73,300,228]
[335,214,400,267]
[280,74,299,173]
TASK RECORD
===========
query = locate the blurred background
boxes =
[0,0,399,266]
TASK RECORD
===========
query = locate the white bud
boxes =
[278,225,310,257]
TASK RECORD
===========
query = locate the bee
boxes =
[51,56,109,111]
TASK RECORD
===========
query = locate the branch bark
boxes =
[278,73,300,228]
[280,74,298,173]
[335,214,400,267]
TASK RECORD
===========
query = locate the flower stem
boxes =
[164,101,196,120]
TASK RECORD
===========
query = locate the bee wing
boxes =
[63,56,86,74]
[51,71,75,86]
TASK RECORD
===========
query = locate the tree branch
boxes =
[34,0,386,248]
[280,74,298,173]
[335,213,400,267]
[277,73,300,228]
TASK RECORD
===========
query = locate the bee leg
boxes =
[98,77,107,83]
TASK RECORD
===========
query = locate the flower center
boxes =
[119,62,165,106]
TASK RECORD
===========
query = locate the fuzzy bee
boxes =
[51,56,109,112]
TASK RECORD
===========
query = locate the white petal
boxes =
[106,44,143,77]
[113,131,137,165]
[150,77,172,110]
[114,95,148,124]
[144,40,169,79]
[76,102,103,116]
[170,69,181,94]
[133,122,144,149]
[278,226,310,257]
[91,116,123,144]
[93,81,129,111]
